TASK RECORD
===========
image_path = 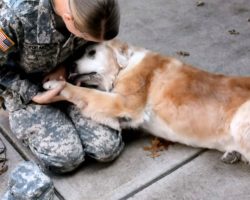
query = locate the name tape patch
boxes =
[0,28,15,52]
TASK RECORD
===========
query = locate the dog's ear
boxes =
[107,39,129,68]
[114,48,129,69]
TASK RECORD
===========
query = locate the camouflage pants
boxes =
[7,102,124,173]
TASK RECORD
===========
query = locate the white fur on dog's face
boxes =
[76,45,109,75]
[75,44,119,91]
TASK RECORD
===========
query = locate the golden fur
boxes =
[44,39,250,163]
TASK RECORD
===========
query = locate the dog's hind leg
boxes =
[230,100,250,164]
[221,151,241,164]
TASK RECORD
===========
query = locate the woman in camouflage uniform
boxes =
[0,0,124,173]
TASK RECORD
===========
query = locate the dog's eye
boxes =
[87,49,96,57]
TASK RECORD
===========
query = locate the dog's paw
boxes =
[43,80,65,90]
[221,151,241,164]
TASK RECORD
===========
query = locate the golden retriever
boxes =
[44,39,250,164]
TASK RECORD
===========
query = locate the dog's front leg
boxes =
[65,84,128,130]
[44,81,127,130]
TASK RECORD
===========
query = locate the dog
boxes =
[44,39,250,164]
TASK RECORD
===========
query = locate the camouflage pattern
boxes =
[9,104,85,173]
[2,161,55,200]
[8,103,124,173]
[0,0,87,108]
[0,0,124,173]
[67,105,124,162]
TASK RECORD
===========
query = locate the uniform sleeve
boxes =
[0,7,39,111]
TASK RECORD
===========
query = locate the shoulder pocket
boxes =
[20,43,59,73]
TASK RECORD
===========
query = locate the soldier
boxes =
[0,0,124,173]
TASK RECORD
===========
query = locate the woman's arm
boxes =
[0,8,38,111]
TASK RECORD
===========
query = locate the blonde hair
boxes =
[70,0,120,40]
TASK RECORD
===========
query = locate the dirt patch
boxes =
[143,137,173,158]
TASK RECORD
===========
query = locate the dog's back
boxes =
[44,39,250,163]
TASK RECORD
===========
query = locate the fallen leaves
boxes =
[228,29,240,35]
[0,164,8,175]
[176,51,190,57]
[143,137,173,158]
[196,1,205,7]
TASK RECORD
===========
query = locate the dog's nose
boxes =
[70,62,78,73]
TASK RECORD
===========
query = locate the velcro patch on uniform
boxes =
[0,28,15,52]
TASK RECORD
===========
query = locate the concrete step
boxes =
[129,151,250,200]
[52,136,201,200]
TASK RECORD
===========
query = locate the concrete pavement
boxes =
[1,0,250,199]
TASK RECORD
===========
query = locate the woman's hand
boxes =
[43,65,67,83]
[32,65,68,104]
[32,81,66,104]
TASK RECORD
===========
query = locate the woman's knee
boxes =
[66,105,125,162]
[26,130,85,173]
[9,104,85,173]
[32,143,85,173]
[85,130,124,162]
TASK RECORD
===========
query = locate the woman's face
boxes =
[63,18,102,42]
[53,0,103,42]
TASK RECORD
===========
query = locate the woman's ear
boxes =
[62,13,73,23]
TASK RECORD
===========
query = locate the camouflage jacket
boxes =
[0,0,87,110]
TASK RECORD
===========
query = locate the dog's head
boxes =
[70,39,130,91]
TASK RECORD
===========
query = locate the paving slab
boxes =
[51,137,201,200]
[0,135,61,200]
[0,110,202,200]
[0,0,249,199]
[119,0,250,75]
[129,151,250,200]
[0,111,61,200]
[0,111,202,200]
[0,130,23,197]
[0,111,44,165]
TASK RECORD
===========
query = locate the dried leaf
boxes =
[176,51,190,57]
[228,29,240,35]
[196,1,205,7]
[0,164,8,175]
[143,137,172,158]
[0,147,5,154]
[0,157,7,163]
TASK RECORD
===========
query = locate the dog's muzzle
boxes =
[68,72,102,88]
